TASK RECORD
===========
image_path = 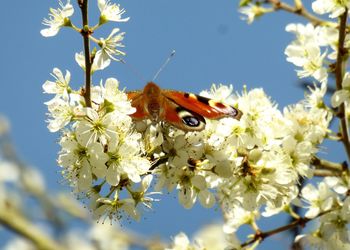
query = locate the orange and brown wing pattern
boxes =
[162,90,242,120]
[127,91,149,119]
[127,82,242,131]
[159,96,206,131]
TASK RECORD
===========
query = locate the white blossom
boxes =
[58,133,108,191]
[312,0,350,18]
[105,132,150,186]
[98,0,130,24]
[40,0,74,37]
[285,42,327,83]
[75,52,100,73]
[325,175,350,195]
[223,206,257,233]
[94,28,126,70]
[319,197,350,242]
[166,225,240,250]
[332,72,350,107]
[42,68,71,96]
[166,232,192,250]
[300,182,336,218]
[296,233,350,250]
[194,224,240,250]
[89,223,129,250]
[239,4,273,24]
[45,95,80,132]
[3,238,36,250]
[74,108,120,146]
[285,23,329,84]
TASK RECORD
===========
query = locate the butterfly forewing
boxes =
[162,90,242,120]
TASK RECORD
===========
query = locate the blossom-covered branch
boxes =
[35,0,350,249]
[335,10,350,160]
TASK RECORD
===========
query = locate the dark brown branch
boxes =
[78,0,92,107]
[240,210,333,248]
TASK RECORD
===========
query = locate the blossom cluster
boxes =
[41,0,127,71]
[41,0,160,221]
[43,62,331,230]
[238,0,350,248]
[44,70,155,221]
[40,0,350,248]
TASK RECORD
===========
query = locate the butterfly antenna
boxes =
[152,50,176,81]
[120,59,146,83]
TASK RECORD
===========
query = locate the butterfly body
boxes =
[127,82,242,131]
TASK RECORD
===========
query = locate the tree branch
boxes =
[0,204,63,250]
[78,0,92,107]
[314,169,341,177]
[265,0,331,26]
[312,157,346,172]
[240,210,332,248]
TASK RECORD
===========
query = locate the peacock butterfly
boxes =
[127,82,242,131]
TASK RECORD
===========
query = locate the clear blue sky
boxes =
[0,0,315,248]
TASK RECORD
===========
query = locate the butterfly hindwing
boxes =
[162,90,242,120]
[127,91,149,119]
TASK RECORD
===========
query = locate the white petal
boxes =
[342,72,350,88]
[106,163,120,186]
[198,189,215,208]
[178,188,196,209]
[94,50,111,70]
[305,206,320,218]
[301,184,318,201]
[331,90,350,107]
[78,163,92,191]
[141,175,153,191]
[191,175,207,190]
[40,27,60,37]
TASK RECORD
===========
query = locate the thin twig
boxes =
[266,0,330,26]
[240,210,333,248]
[312,157,346,172]
[78,0,92,107]
[289,177,304,250]
[314,169,341,177]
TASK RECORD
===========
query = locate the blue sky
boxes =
[0,0,317,248]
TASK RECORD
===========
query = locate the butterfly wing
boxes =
[160,97,206,131]
[127,91,149,119]
[162,90,242,120]
[127,82,241,131]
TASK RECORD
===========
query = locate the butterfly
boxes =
[127,82,242,131]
